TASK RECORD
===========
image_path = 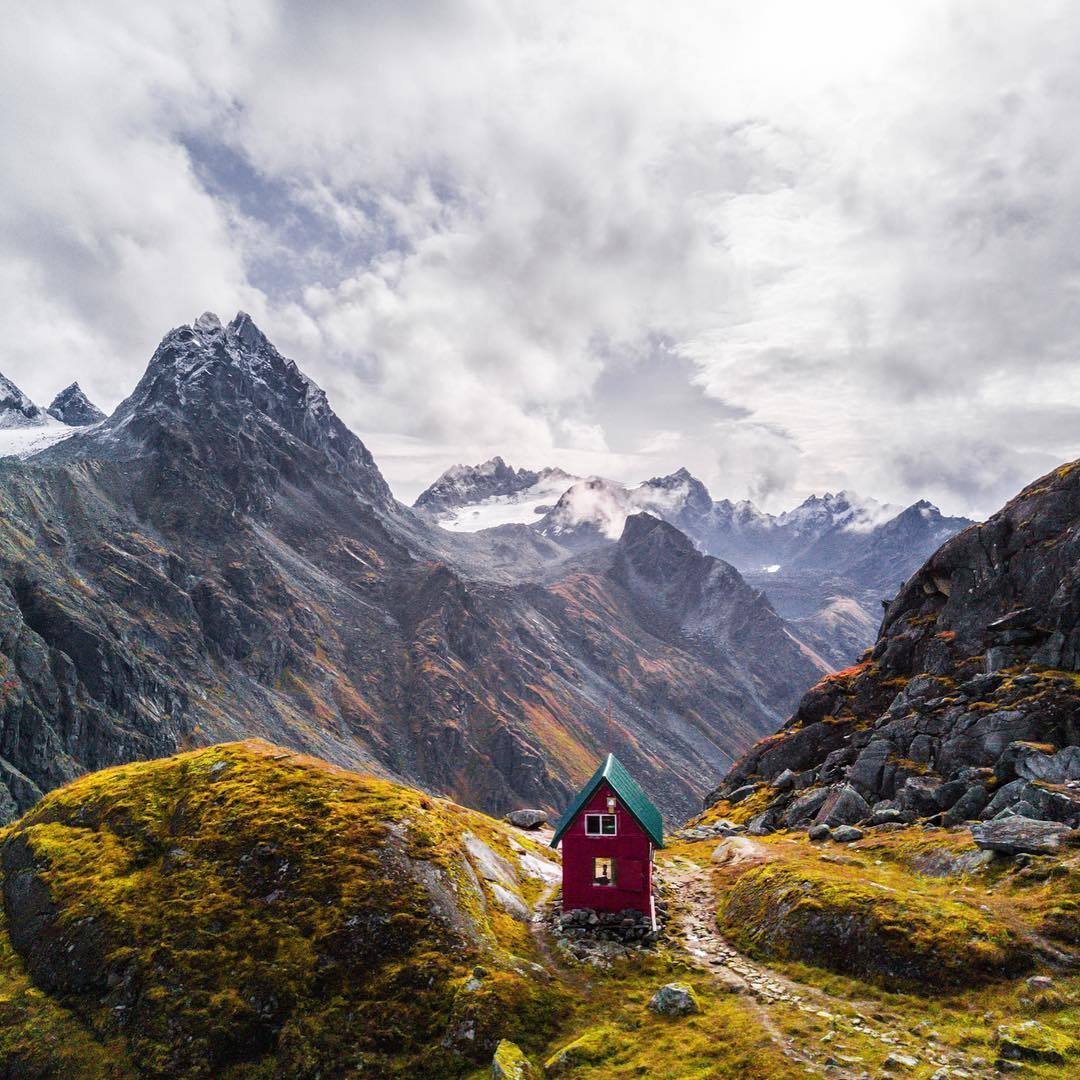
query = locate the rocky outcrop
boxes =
[707,459,1080,837]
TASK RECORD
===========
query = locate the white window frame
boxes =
[592,856,616,886]
[584,813,617,836]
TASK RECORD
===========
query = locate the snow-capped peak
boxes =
[0,371,46,430]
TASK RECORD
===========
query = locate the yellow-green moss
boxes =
[0,741,569,1078]
[717,858,1031,990]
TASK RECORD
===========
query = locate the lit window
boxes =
[593,857,615,886]
[584,814,616,836]
[606,797,617,813]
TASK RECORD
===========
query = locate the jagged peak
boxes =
[0,370,46,428]
[46,382,106,427]
[618,510,668,545]
[40,310,394,511]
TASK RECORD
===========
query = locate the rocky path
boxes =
[659,855,994,1079]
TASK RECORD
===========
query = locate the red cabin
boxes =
[550,754,664,923]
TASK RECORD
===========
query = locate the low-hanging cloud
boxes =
[2,1,1080,515]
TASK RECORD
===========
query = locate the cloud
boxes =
[3,2,1080,515]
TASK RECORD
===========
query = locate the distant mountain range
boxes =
[0,373,106,459]
[0,313,828,825]
[415,462,975,665]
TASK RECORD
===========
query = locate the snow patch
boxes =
[0,419,89,458]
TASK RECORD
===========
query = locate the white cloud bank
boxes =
[3,1,1080,514]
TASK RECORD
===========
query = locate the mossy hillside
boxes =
[0,740,569,1078]
[711,829,1042,991]
[654,833,1079,1076]
[719,858,1030,989]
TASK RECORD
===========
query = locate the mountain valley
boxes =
[0,313,828,827]
[415,464,974,668]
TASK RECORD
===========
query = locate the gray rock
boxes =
[941,783,990,826]
[647,982,700,1017]
[504,809,548,830]
[831,825,864,843]
[489,883,530,921]
[728,783,760,804]
[1016,745,1080,784]
[896,776,944,817]
[773,768,798,791]
[784,786,831,826]
[882,1052,919,1071]
[982,778,1030,819]
[847,739,893,794]
[971,816,1076,856]
[814,784,870,827]
[464,834,518,887]
[807,823,832,842]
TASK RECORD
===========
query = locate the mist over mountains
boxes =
[415,459,974,666]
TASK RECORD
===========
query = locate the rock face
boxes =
[0,372,45,428]
[45,383,106,426]
[0,312,822,824]
[707,459,1080,836]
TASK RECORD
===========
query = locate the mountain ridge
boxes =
[0,312,824,824]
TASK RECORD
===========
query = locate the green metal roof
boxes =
[550,753,664,849]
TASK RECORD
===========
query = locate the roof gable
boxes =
[550,754,664,848]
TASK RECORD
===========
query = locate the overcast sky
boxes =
[4,2,1080,516]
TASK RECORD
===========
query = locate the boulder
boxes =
[882,1051,919,1071]
[895,776,943,817]
[492,1039,535,1078]
[1016,744,1080,784]
[504,809,548,830]
[970,817,1076,856]
[647,982,700,1017]
[807,823,832,842]
[727,783,760,804]
[996,1020,1073,1064]
[847,739,893,794]
[814,785,870,828]
[941,783,990,826]
[773,768,798,791]
[831,825,864,843]
[784,787,831,826]
[982,778,1030,819]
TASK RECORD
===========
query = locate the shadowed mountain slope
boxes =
[0,313,825,823]
[706,459,1080,834]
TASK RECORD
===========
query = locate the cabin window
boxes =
[593,856,615,886]
[584,813,616,836]
[606,796,617,813]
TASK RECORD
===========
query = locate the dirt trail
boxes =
[659,855,995,1079]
